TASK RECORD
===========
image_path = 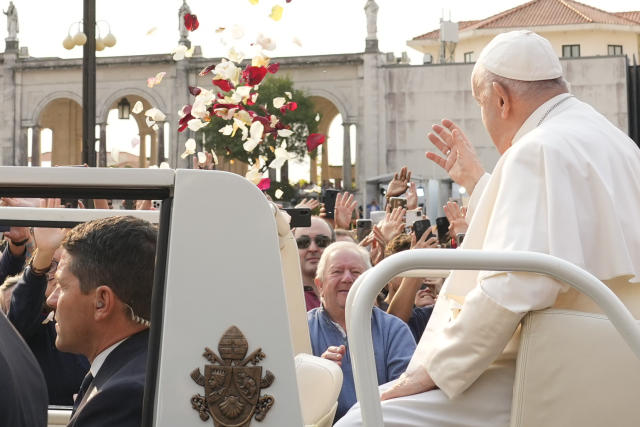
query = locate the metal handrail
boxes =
[345,249,640,427]
[0,207,160,225]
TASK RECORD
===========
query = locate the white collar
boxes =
[512,93,573,145]
[90,337,127,377]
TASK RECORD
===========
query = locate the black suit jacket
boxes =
[0,311,48,427]
[68,329,149,427]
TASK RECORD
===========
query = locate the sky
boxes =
[9,0,640,172]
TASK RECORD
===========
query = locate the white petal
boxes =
[230,24,245,40]
[218,124,233,136]
[235,86,252,99]
[42,311,55,324]
[243,138,259,152]
[227,47,245,63]
[185,138,196,153]
[185,46,195,58]
[159,162,170,169]
[145,117,155,128]
[275,189,284,199]
[187,118,206,132]
[152,124,159,131]
[256,33,276,51]
[277,129,294,137]
[293,37,303,47]
[285,91,292,99]
[132,101,144,114]
[269,157,286,169]
[145,108,166,122]
[249,121,264,141]
[315,113,320,122]
[210,150,218,165]
[197,152,207,164]
[273,97,286,109]
[172,45,187,61]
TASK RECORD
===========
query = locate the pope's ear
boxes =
[492,81,511,117]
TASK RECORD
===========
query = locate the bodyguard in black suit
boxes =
[44,215,157,427]
[0,310,48,427]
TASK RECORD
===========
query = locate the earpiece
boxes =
[96,301,104,308]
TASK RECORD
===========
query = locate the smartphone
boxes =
[388,197,407,210]
[356,219,373,242]
[61,198,79,209]
[370,210,386,225]
[322,189,340,219]
[405,208,422,228]
[413,219,433,241]
[284,208,311,228]
[436,216,450,244]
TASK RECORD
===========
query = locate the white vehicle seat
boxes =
[295,353,343,427]
[511,308,640,427]
[47,408,71,427]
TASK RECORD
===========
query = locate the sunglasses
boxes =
[296,235,332,249]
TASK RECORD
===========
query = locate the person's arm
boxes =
[0,227,30,284]
[383,315,417,381]
[8,264,48,338]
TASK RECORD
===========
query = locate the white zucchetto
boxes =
[475,30,563,81]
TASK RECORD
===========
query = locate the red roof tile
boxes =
[413,0,640,41]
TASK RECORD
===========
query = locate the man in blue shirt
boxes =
[307,241,416,422]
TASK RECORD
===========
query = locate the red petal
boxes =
[267,63,280,74]
[188,86,201,96]
[212,79,233,92]
[257,178,271,191]
[287,101,298,111]
[199,64,216,76]
[306,134,325,152]
[242,66,268,86]
[184,14,199,32]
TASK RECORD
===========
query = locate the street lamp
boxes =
[62,20,116,51]
[117,97,131,120]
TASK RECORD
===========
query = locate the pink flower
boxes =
[184,13,199,32]
[257,178,271,191]
[306,133,325,152]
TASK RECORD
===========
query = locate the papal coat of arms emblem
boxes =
[190,326,275,426]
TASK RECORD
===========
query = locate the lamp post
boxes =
[63,1,117,167]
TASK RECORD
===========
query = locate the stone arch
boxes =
[29,90,82,127]
[37,97,83,166]
[305,92,355,188]
[98,87,167,123]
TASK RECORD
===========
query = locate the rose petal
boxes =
[218,124,233,136]
[159,162,170,169]
[188,118,206,132]
[269,5,283,21]
[277,129,293,137]
[257,178,271,191]
[212,79,233,92]
[287,101,298,111]
[256,34,276,51]
[145,108,166,122]
[197,152,207,164]
[172,45,188,61]
[227,47,245,63]
[267,63,280,74]
[285,91,292,99]
[132,101,144,114]
[189,86,202,97]
[199,64,216,76]
[230,24,245,39]
[242,66,268,86]
[249,0,259,4]
[185,138,196,152]
[293,36,303,47]
[273,97,286,109]
[275,188,284,199]
[184,13,199,32]
[306,133,326,152]
[146,27,157,36]
[315,113,320,121]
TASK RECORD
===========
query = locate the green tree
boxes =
[201,76,318,171]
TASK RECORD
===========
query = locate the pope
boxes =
[336,30,640,427]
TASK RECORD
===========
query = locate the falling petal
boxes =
[275,188,284,199]
[273,97,286,109]
[277,129,293,137]
[315,113,320,121]
[306,133,326,152]
[246,163,262,183]
[212,79,233,92]
[152,124,159,131]
[172,45,188,61]
[257,178,271,191]
[242,66,268,86]
[269,5,284,21]
[185,46,195,58]
[132,101,144,114]
[146,27,157,36]
[131,137,140,148]
[267,63,280,73]
[252,54,271,68]
[188,118,206,131]
[293,36,303,47]
[111,147,120,162]
[218,124,233,136]
[256,34,276,51]
[197,152,207,164]
[230,24,245,40]
[189,86,202,96]
[42,311,55,324]
[249,0,259,4]
[145,108,166,122]
[227,47,245,63]
[285,91,292,99]
[184,13,199,32]
[215,27,226,33]
[159,162,170,169]
[235,86,252,99]
[185,138,196,152]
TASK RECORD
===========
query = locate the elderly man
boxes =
[294,216,335,310]
[337,30,640,426]
[46,216,156,427]
[308,241,416,422]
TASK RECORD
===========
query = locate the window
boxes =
[464,51,473,63]
[562,44,580,58]
[608,45,623,56]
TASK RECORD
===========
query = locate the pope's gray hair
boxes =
[315,241,372,281]
[471,63,569,102]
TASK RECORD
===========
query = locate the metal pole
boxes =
[82,0,96,167]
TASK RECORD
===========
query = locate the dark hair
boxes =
[63,216,157,322]
[385,233,412,257]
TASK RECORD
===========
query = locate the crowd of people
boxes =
[0,30,639,427]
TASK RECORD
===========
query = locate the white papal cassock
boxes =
[336,94,640,426]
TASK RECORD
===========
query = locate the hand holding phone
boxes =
[436,216,450,244]
[284,208,312,229]
[322,189,340,219]
[356,219,373,242]
[413,219,433,241]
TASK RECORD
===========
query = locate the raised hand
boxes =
[1,197,42,208]
[406,182,418,211]
[296,198,320,210]
[378,207,406,243]
[426,119,485,195]
[443,201,468,237]
[334,192,357,230]
[386,166,411,199]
